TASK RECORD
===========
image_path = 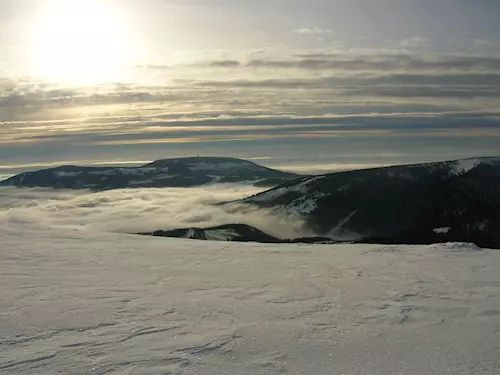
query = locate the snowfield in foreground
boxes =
[1,224,500,375]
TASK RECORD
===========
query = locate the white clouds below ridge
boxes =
[0,186,313,239]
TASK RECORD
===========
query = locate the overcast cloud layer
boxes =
[1,0,499,173]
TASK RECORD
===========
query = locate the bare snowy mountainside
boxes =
[0,157,300,191]
[239,157,500,248]
[1,222,500,374]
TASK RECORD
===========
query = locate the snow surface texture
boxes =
[2,222,500,374]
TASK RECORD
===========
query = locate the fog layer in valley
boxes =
[0,186,313,239]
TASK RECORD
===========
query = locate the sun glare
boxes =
[34,0,131,85]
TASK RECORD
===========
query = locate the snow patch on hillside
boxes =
[249,176,326,204]
[88,169,118,176]
[451,159,481,175]
[468,220,489,232]
[54,171,82,177]
[184,228,197,239]
[287,197,318,216]
[433,227,451,234]
[277,192,328,217]
[205,228,242,241]
[328,210,359,239]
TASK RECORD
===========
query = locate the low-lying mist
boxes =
[0,186,313,240]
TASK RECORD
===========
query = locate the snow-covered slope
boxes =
[241,157,500,247]
[1,223,500,374]
[0,157,299,191]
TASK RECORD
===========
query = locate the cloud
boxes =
[248,54,500,72]
[472,39,499,50]
[1,109,500,153]
[400,37,430,48]
[3,53,500,115]
[194,72,500,95]
[131,54,500,73]
[0,186,313,239]
[0,86,170,110]
[293,28,336,35]
[2,49,500,168]
[207,60,241,68]
[341,87,500,99]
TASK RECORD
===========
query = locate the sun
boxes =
[34,0,130,85]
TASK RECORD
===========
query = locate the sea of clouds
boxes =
[0,186,312,239]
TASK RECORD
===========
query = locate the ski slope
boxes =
[1,223,500,374]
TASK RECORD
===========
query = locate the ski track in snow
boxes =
[1,223,500,374]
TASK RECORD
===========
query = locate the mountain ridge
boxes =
[135,156,500,249]
[0,157,300,191]
[139,223,335,244]
[237,156,500,248]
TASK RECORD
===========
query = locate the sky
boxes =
[1,0,500,176]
